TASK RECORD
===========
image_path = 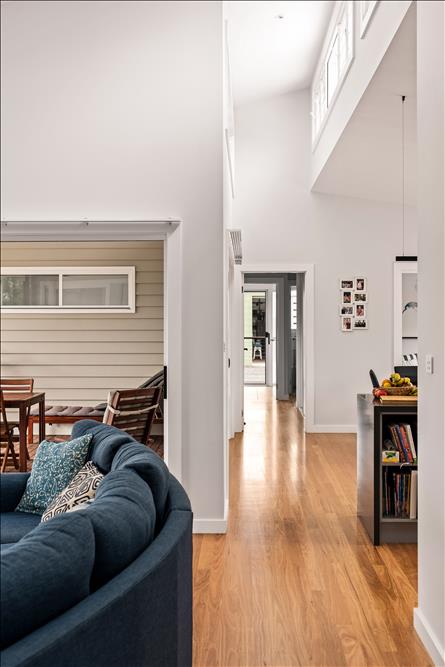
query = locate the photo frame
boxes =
[340,305,354,316]
[342,290,353,304]
[353,318,368,330]
[355,277,367,292]
[354,292,367,303]
[341,316,353,332]
[354,303,366,318]
[339,279,354,290]
[360,0,379,38]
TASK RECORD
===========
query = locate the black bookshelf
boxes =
[357,394,418,545]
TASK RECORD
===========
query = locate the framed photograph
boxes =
[340,305,354,316]
[355,303,366,318]
[355,277,367,292]
[354,292,367,303]
[354,318,368,330]
[360,1,379,38]
[341,316,353,332]
[342,290,353,304]
[340,279,354,290]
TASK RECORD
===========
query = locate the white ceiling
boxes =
[313,5,417,205]
[226,0,334,107]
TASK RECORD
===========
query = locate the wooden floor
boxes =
[193,387,431,667]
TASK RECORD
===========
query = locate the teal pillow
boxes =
[15,434,93,515]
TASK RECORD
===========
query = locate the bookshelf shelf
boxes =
[357,394,418,545]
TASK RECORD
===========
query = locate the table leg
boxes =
[39,398,46,444]
[19,406,27,472]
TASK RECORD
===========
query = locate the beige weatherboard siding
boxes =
[1,241,164,411]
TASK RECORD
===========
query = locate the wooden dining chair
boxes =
[103,387,162,447]
[0,391,19,472]
[0,378,34,459]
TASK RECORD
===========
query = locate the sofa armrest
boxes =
[0,473,30,512]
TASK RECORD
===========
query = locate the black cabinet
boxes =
[357,394,418,545]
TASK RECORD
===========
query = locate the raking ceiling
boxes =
[225,0,334,107]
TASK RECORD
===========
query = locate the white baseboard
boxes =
[414,607,445,667]
[307,424,357,434]
[193,498,229,534]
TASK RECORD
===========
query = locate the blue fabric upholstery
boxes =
[0,512,41,544]
[73,419,169,523]
[0,421,192,667]
[0,474,30,513]
[111,442,169,525]
[1,512,95,649]
[77,469,156,589]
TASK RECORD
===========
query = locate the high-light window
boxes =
[312,1,354,145]
[0,267,135,313]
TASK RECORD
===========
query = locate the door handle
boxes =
[265,331,271,344]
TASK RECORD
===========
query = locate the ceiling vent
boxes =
[229,229,242,265]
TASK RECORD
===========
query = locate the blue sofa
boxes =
[0,420,192,667]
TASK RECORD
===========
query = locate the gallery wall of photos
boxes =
[339,278,368,331]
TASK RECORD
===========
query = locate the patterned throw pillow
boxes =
[16,434,93,515]
[41,461,104,522]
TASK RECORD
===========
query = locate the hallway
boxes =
[193,387,431,667]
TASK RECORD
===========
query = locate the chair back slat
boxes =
[103,387,162,446]
[0,378,34,394]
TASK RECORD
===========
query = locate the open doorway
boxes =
[243,286,275,386]
[243,272,304,409]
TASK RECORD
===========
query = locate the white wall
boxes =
[233,90,417,430]
[414,2,445,664]
[311,0,412,187]
[1,0,225,527]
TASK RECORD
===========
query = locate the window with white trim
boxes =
[312,1,354,145]
[0,267,136,313]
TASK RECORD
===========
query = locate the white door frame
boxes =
[243,283,275,386]
[0,219,183,481]
[240,263,315,431]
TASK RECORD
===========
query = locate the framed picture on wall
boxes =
[355,303,366,318]
[354,318,368,330]
[355,277,367,292]
[340,279,354,290]
[340,305,354,316]
[341,316,353,332]
[342,290,353,304]
[354,292,367,303]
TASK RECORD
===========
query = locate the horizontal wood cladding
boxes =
[1,241,164,404]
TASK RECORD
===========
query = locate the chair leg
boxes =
[1,448,7,473]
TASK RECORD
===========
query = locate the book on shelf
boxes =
[383,468,417,519]
[387,423,417,464]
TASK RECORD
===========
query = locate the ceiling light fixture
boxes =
[396,95,417,262]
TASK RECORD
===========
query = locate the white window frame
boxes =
[0,266,136,313]
[311,0,354,149]
[359,0,379,38]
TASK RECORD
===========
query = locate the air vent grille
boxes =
[229,229,242,265]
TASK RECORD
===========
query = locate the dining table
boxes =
[3,392,45,472]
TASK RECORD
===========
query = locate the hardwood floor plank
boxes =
[193,387,432,667]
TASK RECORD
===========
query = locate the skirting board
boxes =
[193,498,229,534]
[307,424,357,434]
[414,608,445,667]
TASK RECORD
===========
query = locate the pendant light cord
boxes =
[402,94,406,257]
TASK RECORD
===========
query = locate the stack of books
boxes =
[387,423,417,463]
[383,469,418,519]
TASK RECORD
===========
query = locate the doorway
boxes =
[243,286,276,386]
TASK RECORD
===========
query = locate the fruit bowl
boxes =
[379,386,414,396]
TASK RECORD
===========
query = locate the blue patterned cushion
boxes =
[15,434,92,515]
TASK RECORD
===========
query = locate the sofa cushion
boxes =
[77,469,156,589]
[72,420,133,473]
[0,512,95,649]
[16,434,92,515]
[0,511,41,544]
[42,461,104,522]
[111,442,169,525]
